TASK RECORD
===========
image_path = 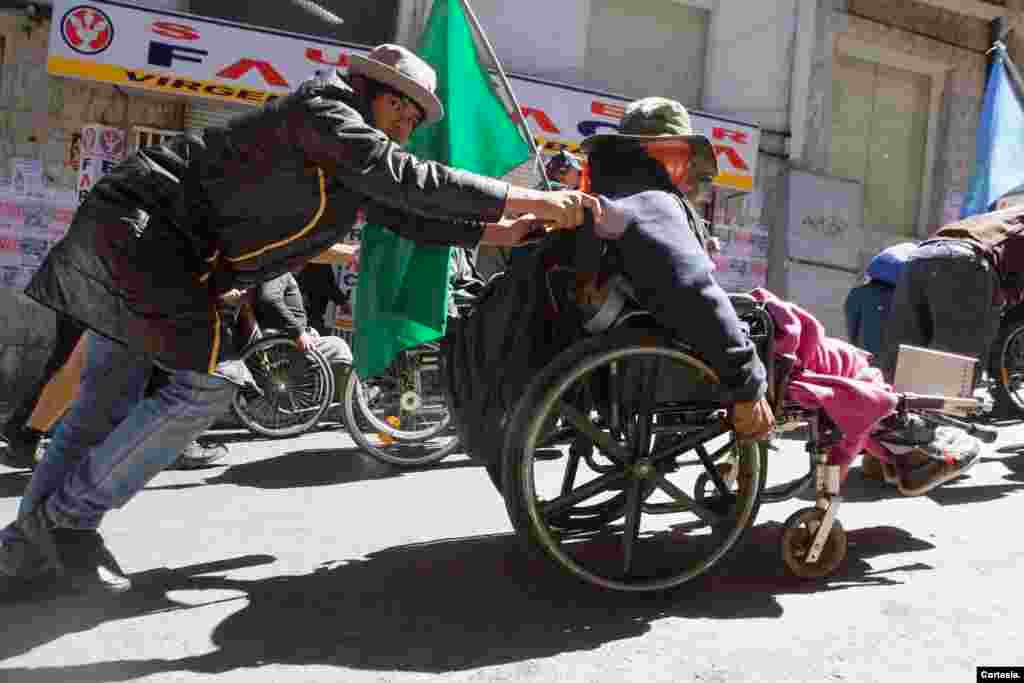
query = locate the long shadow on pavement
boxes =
[833,466,1024,506]
[0,522,933,681]
[201,448,481,490]
[987,449,1024,482]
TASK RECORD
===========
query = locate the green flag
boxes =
[352,0,532,378]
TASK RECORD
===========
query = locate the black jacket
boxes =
[25,70,508,373]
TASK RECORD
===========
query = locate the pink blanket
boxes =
[750,289,899,468]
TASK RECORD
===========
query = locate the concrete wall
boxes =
[799,3,988,270]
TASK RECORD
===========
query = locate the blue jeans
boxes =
[10,331,237,531]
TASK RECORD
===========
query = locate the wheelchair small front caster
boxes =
[780,506,847,579]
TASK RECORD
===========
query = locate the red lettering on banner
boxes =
[217,59,290,88]
[520,107,560,134]
[151,21,200,41]
[306,48,349,67]
[715,145,750,172]
[713,127,749,145]
[0,237,18,251]
[591,101,626,119]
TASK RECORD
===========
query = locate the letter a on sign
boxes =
[216,59,289,88]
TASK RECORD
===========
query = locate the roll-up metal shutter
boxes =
[184,100,250,136]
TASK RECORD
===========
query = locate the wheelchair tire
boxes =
[341,362,461,467]
[989,311,1024,418]
[231,336,335,439]
[502,327,766,592]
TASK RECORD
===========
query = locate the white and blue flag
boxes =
[961,44,1024,218]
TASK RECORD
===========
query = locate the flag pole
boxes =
[456,0,552,191]
[989,16,1024,110]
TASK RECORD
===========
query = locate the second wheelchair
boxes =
[232,327,461,468]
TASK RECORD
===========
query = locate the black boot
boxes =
[53,529,131,593]
[0,503,62,595]
[0,426,42,470]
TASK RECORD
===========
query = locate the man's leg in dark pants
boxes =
[1,315,85,468]
[879,259,930,382]
[921,248,1000,389]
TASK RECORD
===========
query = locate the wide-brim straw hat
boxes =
[348,44,444,125]
[580,96,718,178]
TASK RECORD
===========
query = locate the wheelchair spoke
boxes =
[558,402,631,464]
[654,475,722,525]
[540,469,629,518]
[649,422,729,467]
[270,394,282,430]
[559,445,583,496]
[696,444,731,496]
[621,479,644,576]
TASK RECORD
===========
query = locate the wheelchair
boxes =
[340,339,461,467]
[490,280,994,592]
[231,328,336,439]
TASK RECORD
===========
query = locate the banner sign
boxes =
[47,1,759,192]
[47,0,371,107]
[510,76,760,192]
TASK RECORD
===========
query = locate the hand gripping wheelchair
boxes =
[453,230,994,593]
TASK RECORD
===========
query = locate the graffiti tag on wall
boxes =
[800,214,848,239]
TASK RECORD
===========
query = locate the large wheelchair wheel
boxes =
[341,344,461,467]
[231,335,335,439]
[503,327,766,592]
[990,309,1024,417]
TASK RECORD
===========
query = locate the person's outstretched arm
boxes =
[286,72,600,232]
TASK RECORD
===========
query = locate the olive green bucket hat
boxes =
[580,96,718,179]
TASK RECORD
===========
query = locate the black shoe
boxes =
[875,414,935,448]
[169,441,229,470]
[0,504,62,594]
[53,529,131,593]
[0,427,42,470]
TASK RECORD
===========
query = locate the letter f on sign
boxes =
[148,41,207,67]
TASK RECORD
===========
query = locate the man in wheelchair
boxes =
[578,97,776,443]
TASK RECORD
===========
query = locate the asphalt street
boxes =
[0,413,1022,683]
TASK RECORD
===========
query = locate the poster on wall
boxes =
[330,226,363,332]
[77,124,126,204]
[712,224,770,294]
[709,188,769,293]
[11,159,45,198]
[0,183,78,290]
